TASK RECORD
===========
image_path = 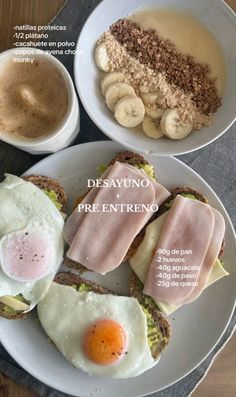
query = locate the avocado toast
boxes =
[50,271,170,360]
[23,175,67,214]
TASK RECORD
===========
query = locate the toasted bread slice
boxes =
[108,151,148,166]
[124,230,146,261]
[129,271,158,311]
[129,187,225,311]
[54,272,170,359]
[73,192,87,210]
[23,175,67,212]
[54,271,113,294]
[63,256,87,274]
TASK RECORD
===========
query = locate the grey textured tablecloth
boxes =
[0,1,236,396]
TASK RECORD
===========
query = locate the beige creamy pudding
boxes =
[0,58,68,140]
[131,9,226,96]
[95,9,226,140]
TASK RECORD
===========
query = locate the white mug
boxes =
[0,47,80,154]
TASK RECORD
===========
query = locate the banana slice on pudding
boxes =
[145,107,165,120]
[95,43,110,72]
[142,116,164,139]
[161,109,193,140]
[105,82,136,112]
[114,96,145,128]
[140,92,159,106]
[101,72,125,95]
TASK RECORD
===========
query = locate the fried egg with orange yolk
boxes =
[37,282,157,378]
[0,174,64,312]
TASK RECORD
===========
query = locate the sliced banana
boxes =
[101,72,125,95]
[95,43,110,72]
[0,295,30,311]
[145,107,165,120]
[114,95,145,128]
[142,115,164,139]
[161,109,193,140]
[140,92,159,106]
[105,82,135,112]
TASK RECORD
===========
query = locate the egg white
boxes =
[37,283,156,378]
[0,174,64,310]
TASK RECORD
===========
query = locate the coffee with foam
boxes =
[0,58,68,140]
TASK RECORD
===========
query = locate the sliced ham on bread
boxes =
[64,151,170,274]
[129,188,227,316]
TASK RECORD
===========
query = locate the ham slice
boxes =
[143,195,216,304]
[65,161,170,274]
[181,208,225,304]
[64,166,113,245]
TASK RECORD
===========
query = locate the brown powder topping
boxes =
[110,19,221,115]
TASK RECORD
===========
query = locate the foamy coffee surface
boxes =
[0,58,68,140]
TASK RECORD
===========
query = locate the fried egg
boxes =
[37,283,156,378]
[0,174,64,311]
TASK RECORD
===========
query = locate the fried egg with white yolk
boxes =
[37,283,157,378]
[0,174,64,312]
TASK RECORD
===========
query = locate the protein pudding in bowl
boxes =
[94,9,226,140]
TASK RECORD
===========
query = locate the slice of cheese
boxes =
[0,295,29,311]
[129,212,229,316]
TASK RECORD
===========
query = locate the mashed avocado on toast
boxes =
[0,304,17,317]
[23,175,67,213]
[42,189,63,211]
[97,164,108,175]
[130,274,159,313]
[134,164,155,180]
[54,272,170,359]
[141,306,169,356]
[72,283,92,292]
[98,163,155,180]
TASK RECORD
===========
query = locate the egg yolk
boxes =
[83,319,127,365]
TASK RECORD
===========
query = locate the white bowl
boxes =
[0,48,80,155]
[74,0,236,156]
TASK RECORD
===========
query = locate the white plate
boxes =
[1,141,236,397]
[74,0,236,156]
